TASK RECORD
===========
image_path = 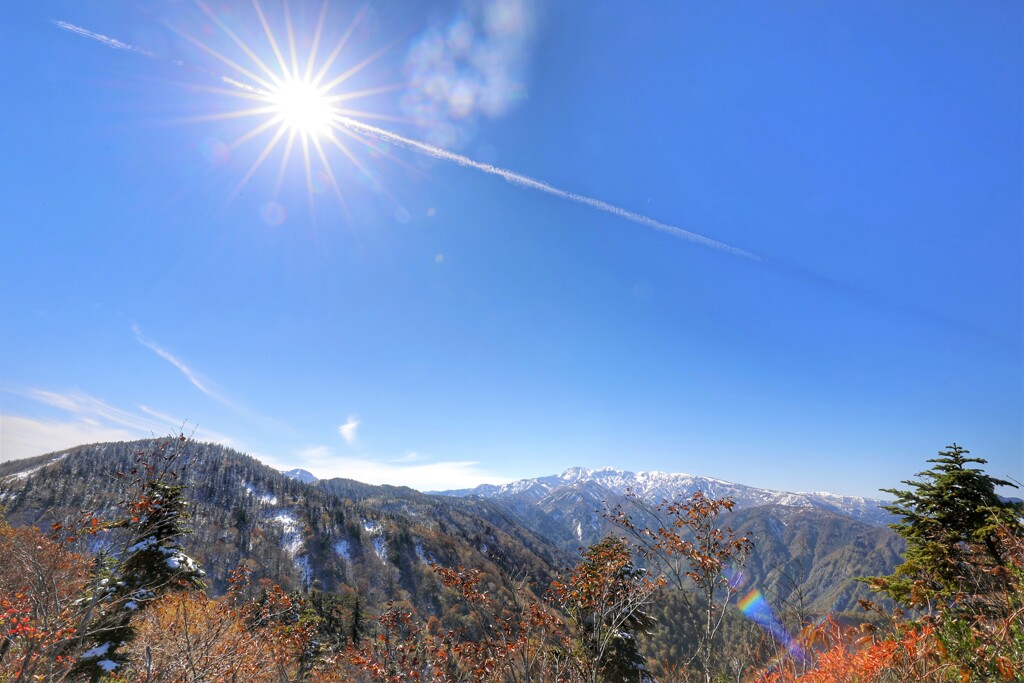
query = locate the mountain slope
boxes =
[439,467,901,614]
[0,439,569,616]
[2,446,902,618]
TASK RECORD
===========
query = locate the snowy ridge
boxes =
[2,453,69,482]
[442,466,892,526]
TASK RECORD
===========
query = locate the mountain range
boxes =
[439,465,893,531]
[437,466,900,615]
[1,440,901,620]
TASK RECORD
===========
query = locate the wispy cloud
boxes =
[338,417,360,445]
[25,388,168,434]
[298,445,333,461]
[130,325,292,431]
[132,324,223,400]
[52,20,155,57]
[1,415,140,462]
[1,389,234,462]
[288,446,508,491]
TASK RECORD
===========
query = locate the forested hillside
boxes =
[1,439,1020,681]
[440,467,902,615]
[0,439,567,608]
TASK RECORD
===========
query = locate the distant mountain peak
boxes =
[282,468,318,484]
[441,467,892,526]
[559,466,625,481]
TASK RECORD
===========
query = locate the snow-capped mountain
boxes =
[0,440,566,612]
[441,466,893,527]
[282,468,319,484]
[1,444,902,618]
[437,466,901,614]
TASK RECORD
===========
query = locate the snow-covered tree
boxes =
[73,436,206,680]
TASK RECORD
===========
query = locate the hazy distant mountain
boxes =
[441,466,893,527]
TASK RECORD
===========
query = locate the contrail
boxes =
[53,20,269,97]
[53,21,156,57]
[53,19,1014,348]
[53,17,761,261]
[337,117,764,261]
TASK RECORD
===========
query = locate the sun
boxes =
[266,77,336,138]
[172,1,403,216]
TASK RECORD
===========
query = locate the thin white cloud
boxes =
[0,415,140,462]
[1,390,234,462]
[221,76,265,95]
[338,417,360,445]
[298,445,333,461]
[130,325,292,431]
[288,446,508,491]
[52,20,155,57]
[26,388,167,434]
[132,324,223,400]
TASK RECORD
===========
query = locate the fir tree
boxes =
[868,443,1022,612]
[74,437,206,680]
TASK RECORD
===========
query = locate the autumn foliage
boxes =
[2,440,1021,682]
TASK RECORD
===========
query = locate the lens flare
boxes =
[54,4,763,260]
[738,588,805,662]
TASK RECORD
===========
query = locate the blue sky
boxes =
[1,1,1021,496]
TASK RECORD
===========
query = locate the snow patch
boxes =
[359,518,388,561]
[372,535,388,562]
[267,510,312,583]
[271,511,303,556]
[5,453,71,481]
[334,539,352,562]
[243,482,278,505]
[81,643,111,659]
[294,555,313,588]
[414,541,433,564]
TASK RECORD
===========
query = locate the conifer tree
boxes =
[869,443,1021,612]
[73,436,206,680]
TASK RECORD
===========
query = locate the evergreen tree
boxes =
[74,437,206,680]
[868,443,1022,612]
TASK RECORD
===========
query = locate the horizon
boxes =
[11,434,1005,503]
[1,2,1021,499]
